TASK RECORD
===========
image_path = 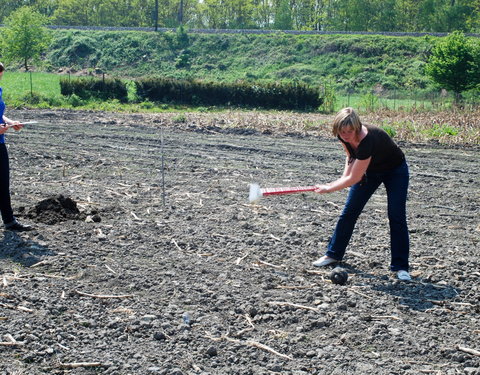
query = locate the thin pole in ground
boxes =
[160,127,166,206]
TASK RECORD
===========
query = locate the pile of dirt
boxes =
[25,194,84,224]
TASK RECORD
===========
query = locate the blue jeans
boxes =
[0,143,15,225]
[326,160,410,271]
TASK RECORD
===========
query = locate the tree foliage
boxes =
[425,31,480,97]
[1,6,52,71]
[0,0,479,33]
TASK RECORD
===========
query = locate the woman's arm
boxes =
[316,157,371,194]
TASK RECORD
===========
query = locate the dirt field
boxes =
[0,109,479,375]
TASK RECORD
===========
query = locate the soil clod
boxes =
[26,194,83,224]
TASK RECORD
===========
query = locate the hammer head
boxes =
[249,183,262,203]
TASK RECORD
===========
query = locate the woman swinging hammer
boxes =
[313,107,411,281]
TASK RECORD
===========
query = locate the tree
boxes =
[1,6,52,71]
[273,0,293,30]
[425,31,480,101]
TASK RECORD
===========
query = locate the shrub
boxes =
[135,77,322,111]
[60,77,128,102]
[67,94,84,107]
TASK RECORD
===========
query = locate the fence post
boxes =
[30,71,33,96]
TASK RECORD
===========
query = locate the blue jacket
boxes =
[0,87,5,144]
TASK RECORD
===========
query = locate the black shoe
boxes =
[5,222,33,232]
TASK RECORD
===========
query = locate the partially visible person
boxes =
[312,107,410,281]
[0,62,32,231]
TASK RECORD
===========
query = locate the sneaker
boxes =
[5,221,33,232]
[397,270,411,281]
[312,255,337,267]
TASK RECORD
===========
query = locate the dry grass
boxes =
[147,108,480,146]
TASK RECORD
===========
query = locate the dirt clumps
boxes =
[24,194,85,224]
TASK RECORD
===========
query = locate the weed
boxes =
[381,124,397,137]
[319,78,337,114]
[67,94,84,107]
[360,92,379,111]
[424,123,459,137]
[172,114,187,123]
[139,101,154,109]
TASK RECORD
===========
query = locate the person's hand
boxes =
[0,124,9,135]
[314,184,330,194]
[10,121,23,131]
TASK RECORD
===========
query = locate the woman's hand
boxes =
[314,184,330,194]
[0,124,9,135]
[0,121,23,133]
[10,121,23,131]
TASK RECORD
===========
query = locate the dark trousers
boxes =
[326,160,410,271]
[0,143,14,225]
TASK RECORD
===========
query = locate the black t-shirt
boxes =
[339,124,405,172]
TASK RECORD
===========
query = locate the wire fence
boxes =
[327,89,480,113]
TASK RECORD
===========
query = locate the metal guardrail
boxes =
[0,24,476,38]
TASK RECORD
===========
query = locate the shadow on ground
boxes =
[0,231,56,267]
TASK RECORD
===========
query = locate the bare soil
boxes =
[0,108,479,375]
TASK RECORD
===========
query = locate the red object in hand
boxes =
[249,183,316,202]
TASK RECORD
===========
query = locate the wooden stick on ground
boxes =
[75,290,134,299]
[370,315,401,321]
[104,264,117,275]
[58,362,103,369]
[255,260,284,269]
[0,334,24,346]
[268,301,318,312]
[276,285,314,290]
[350,288,373,299]
[207,334,292,360]
[235,252,250,265]
[303,269,324,276]
[225,336,293,360]
[458,346,480,357]
[234,314,256,337]
[245,314,255,329]
[171,238,183,252]
[244,339,293,361]
[0,303,33,313]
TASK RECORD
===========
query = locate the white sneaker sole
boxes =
[397,270,412,281]
[312,256,337,267]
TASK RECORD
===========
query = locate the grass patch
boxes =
[423,123,459,137]
[2,72,62,97]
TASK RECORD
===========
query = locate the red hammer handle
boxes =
[261,186,317,196]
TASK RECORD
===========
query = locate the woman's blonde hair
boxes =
[332,107,362,136]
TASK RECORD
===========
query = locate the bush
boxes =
[67,94,84,107]
[135,77,322,111]
[60,76,128,102]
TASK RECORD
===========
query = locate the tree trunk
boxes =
[178,0,184,25]
[154,0,159,31]
[454,91,464,108]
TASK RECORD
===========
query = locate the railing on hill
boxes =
[1,24,477,38]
